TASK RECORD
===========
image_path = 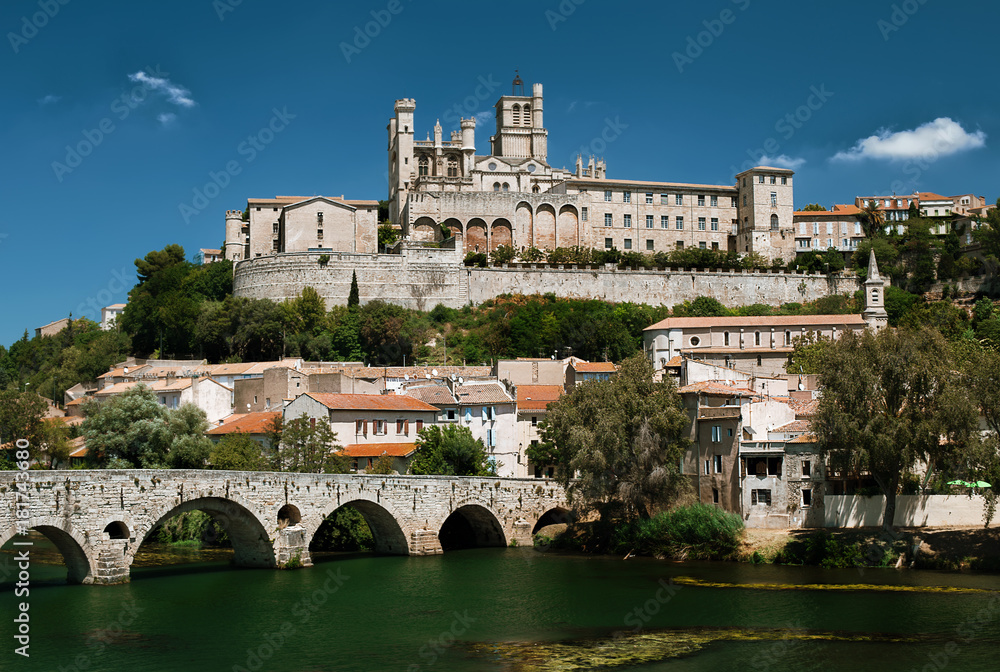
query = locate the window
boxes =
[698,217,706,231]
[522,104,531,125]
[754,331,761,346]
[698,195,705,206]
[447,409,455,420]
[711,217,719,231]
[770,192,778,207]
[676,195,683,206]
[316,229,323,240]
[704,460,710,475]
[604,190,613,202]
[623,238,632,250]
[418,156,429,176]
[483,406,496,421]
[785,330,791,345]
[502,183,509,192]
[645,192,653,204]
[645,239,655,251]
[676,216,684,230]
[759,175,765,184]
[771,214,779,230]
[605,238,613,249]
[826,222,833,235]
[855,222,862,235]
[827,238,833,248]
[813,222,820,235]
[375,419,387,435]
[732,197,738,208]
[699,241,707,249]
[770,175,776,185]
[728,428,734,437]
[623,191,631,204]
[713,455,723,472]
[711,242,719,250]
[781,177,787,185]
[272,239,280,251]
[623,214,631,228]
[605,213,613,227]
[751,489,772,505]
[801,489,813,507]
[676,241,684,249]
[447,157,458,177]
[493,182,501,192]
[416,420,423,432]
[661,215,669,229]
[713,488,720,504]
[711,426,721,442]
[396,419,406,434]
[661,194,669,204]
[802,460,811,477]
[531,416,537,427]
[581,207,588,221]
[743,195,747,207]
[272,222,279,234]
[645,215,654,229]
[356,419,367,435]
[724,331,730,346]
[756,355,762,366]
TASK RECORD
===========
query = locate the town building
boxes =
[100,304,126,331]
[93,377,234,424]
[514,384,564,478]
[206,411,282,451]
[791,205,864,257]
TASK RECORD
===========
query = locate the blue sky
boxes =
[1,0,998,346]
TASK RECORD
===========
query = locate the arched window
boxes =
[754,331,761,346]
[512,104,521,126]
[502,183,510,192]
[447,156,459,178]
[493,182,501,192]
[871,288,880,304]
[532,185,540,194]
[770,214,779,230]
[523,104,531,125]
[724,331,730,346]
[418,156,429,177]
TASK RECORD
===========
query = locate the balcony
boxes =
[698,406,741,420]
[740,441,786,455]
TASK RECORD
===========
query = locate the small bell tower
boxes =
[863,248,889,331]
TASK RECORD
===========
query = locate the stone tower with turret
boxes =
[863,248,889,331]
[490,73,547,162]
[224,210,246,261]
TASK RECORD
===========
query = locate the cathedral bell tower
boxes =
[490,71,548,162]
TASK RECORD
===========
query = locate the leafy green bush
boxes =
[611,504,744,560]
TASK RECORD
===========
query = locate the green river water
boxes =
[2,537,999,672]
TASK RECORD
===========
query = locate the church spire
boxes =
[863,248,888,331]
[867,248,881,283]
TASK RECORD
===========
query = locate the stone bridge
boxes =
[0,470,569,585]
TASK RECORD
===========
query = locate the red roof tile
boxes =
[573,362,618,373]
[306,393,438,412]
[516,385,564,410]
[206,412,281,435]
[341,443,417,458]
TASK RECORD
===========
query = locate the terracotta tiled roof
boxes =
[645,314,867,331]
[677,381,754,396]
[66,397,88,406]
[788,433,817,444]
[789,398,820,418]
[572,362,617,373]
[455,383,513,405]
[832,204,862,214]
[917,192,949,201]
[306,393,438,412]
[204,363,258,375]
[105,303,127,310]
[47,416,84,427]
[400,385,457,406]
[341,443,417,458]
[516,385,564,410]
[68,436,87,458]
[773,420,812,433]
[206,412,281,435]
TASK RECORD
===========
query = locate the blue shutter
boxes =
[481,406,487,422]
[465,407,472,423]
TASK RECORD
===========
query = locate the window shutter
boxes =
[491,406,496,420]
[416,420,423,432]
[363,420,368,436]
[465,408,472,423]
[481,406,487,421]
[404,420,410,435]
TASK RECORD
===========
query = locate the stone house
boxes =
[514,384,564,478]
[205,411,282,452]
[282,393,438,451]
[93,378,234,425]
[452,381,518,477]
[565,361,617,387]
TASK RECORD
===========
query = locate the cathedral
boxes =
[225,74,798,264]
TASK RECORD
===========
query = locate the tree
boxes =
[813,328,976,531]
[785,332,833,374]
[409,424,495,476]
[959,346,1000,523]
[801,204,826,211]
[278,413,348,473]
[210,433,267,471]
[82,385,172,468]
[539,354,690,520]
[491,244,517,265]
[366,452,396,475]
[972,198,1000,260]
[859,200,887,238]
[823,247,845,272]
[39,419,73,468]
[348,271,360,308]
[0,391,47,450]
[167,404,214,469]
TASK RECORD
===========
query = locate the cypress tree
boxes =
[348,271,360,307]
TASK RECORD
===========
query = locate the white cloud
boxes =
[832,117,986,162]
[37,94,61,105]
[157,113,177,126]
[759,154,806,170]
[474,110,493,125]
[128,70,196,107]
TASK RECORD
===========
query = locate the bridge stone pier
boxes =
[0,470,569,585]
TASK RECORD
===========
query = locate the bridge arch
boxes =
[129,496,275,570]
[1,520,95,584]
[532,507,574,534]
[438,503,507,551]
[308,498,409,555]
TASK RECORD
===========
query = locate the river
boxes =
[2,536,999,671]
